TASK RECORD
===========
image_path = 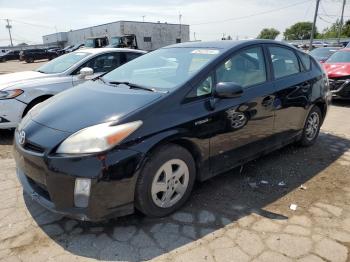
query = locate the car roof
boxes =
[74,48,147,54]
[163,40,295,50]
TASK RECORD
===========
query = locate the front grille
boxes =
[329,77,350,91]
[26,176,51,201]
[24,142,45,154]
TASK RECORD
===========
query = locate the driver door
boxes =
[196,46,276,176]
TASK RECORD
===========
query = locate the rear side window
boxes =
[298,52,311,71]
[216,47,267,88]
[269,46,300,79]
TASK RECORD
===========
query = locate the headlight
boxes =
[56,120,142,154]
[0,89,24,100]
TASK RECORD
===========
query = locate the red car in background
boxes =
[323,49,350,99]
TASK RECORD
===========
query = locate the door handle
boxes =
[262,96,274,107]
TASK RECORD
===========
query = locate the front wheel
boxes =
[299,106,322,147]
[135,144,196,217]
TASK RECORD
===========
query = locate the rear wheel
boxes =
[135,144,196,217]
[26,57,34,63]
[299,106,322,147]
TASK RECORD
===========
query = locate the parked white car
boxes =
[0,48,146,129]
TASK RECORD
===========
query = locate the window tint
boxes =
[126,52,142,62]
[269,46,300,78]
[77,53,122,74]
[298,52,311,71]
[216,47,266,88]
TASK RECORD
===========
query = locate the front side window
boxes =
[216,47,267,88]
[126,52,142,62]
[269,46,300,79]
[75,53,122,74]
[36,52,90,74]
[103,47,221,90]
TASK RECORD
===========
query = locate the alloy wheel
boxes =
[151,159,189,208]
[305,112,320,141]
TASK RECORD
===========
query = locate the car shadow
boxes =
[332,100,350,108]
[0,129,14,146]
[23,132,350,261]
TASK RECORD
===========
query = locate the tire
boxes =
[0,57,6,63]
[135,144,196,217]
[299,106,322,147]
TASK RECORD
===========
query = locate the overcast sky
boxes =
[0,0,349,46]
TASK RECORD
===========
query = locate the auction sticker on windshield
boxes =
[191,49,220,55]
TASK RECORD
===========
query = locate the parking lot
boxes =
[0,61,350,262]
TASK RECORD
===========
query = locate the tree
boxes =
[257,28,280,40]
[318,19,350,38]
[283,22,316,40]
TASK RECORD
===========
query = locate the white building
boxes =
[43,21,190,51]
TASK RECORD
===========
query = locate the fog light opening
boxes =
[74,178,91,208]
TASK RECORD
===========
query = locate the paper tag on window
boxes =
[191,49,220,55]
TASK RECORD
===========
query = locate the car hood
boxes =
[0,71,49,90]
[29,81,163,133]
[323,63,350,78]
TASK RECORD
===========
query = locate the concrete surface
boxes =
[0,62,350,261]
[0,60,47,75]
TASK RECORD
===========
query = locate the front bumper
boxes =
[329,78,350,99]
[0,99,27,129]
[13,138,144,222]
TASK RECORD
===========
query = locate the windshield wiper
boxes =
[93,75,107,84]
[108,81,157,92]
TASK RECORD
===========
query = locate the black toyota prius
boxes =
[14,40,331,221]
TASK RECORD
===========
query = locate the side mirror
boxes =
[79,67,94,79]
[214,82,243,98]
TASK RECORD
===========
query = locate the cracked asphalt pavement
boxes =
[1,62,350,262]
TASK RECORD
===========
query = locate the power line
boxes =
[191,0,313,26]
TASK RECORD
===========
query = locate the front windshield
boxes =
[326,51,350,63]
[111,37,122,45]
[103,47,221,90]
[36,52,90,74]
[85,39,94,48]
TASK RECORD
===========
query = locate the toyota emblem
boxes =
[18,130,26,145]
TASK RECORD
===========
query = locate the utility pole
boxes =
[5,19,13,47]
[337,0,346,44]
[179,13,182,39]
[309,0,320,51]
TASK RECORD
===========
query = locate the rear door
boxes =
[267,45,311,140]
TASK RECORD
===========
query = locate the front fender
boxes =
[127,128,210,181]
